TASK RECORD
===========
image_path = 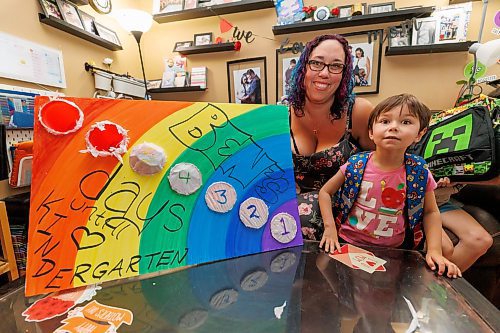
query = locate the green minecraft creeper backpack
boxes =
[409,96,499,181]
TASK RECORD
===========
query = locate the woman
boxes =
[353,47,371,86]
[288,34,374,241]
[236,73,251,104]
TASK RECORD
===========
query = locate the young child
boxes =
[318,94,461,278]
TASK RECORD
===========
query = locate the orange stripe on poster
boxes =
[26,97,192,296]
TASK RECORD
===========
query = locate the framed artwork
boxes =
[275,0,304,25]
[367,2,395,14]
[352,3,367,16]
[388,26,411,47]
[183,0,197,9]
[147,79,162,90]
[276,47,302,103]
[38,0,63,20]
[345,30,382,94]
[154,0,183,14]
[227,57,267,104]
[56,0,84,30]
[78,10,98,35]
[173,41,193,52]
[412,17,437,46]
[94,22,121,46]
[338,5,353,18]
[194,32,212,46]
[434,3,471,44]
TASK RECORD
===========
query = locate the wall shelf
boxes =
[385,41,475,56]
[149,86,206,93]
[272,6,434,35]
[177,42,235,55]
[38,13,122,51]
[153,0,274,23]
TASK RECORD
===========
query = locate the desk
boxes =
[0,244,498,332]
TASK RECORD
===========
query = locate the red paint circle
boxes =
[88,123,125,152]
[40,100,82,134]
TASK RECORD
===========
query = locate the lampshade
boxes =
[476,39,500,67]
[113,9,153,33]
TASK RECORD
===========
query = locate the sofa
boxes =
[447,184,499,308]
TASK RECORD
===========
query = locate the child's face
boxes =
[369,105,424,151]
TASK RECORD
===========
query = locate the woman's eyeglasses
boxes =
[307,60,345,74]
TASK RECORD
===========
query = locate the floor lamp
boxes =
[114,9,153,99]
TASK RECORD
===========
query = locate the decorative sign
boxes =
[463,61,486,80]
[26,98,302,296]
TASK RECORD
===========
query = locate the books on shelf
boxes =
[190,67,207,89]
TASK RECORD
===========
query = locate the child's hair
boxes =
[368,93,431,132]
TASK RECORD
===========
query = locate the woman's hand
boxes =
[436,177,454,188]
[426,250,462,278]
[319,224,341,254]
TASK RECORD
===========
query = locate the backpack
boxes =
[409,96,500,181]
[334,152,428,249]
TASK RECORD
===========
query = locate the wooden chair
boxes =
[0,200,19,281]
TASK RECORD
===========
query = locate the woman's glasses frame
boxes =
[307,60,345,74]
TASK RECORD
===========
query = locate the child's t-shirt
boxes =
[338,154,437,248]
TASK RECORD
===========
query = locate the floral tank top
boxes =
[291,103,360,193]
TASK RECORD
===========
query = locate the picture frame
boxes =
[194,32,212,46]
[147,79,162,90]
[227,57,267,104]
[345,30,382,94]
[56,0,84,30]
[77,10,98,35]
[94,22,121,46]
[338,5,354,18]
[367,2,395,15]
[183,0,197,9]
[276,47,302,103]
[275,0,304,25]
[173,41,193,52]
[38,0,63,20]
[434,3,471,44]
[154,0,184,14]
[412,17,437,46]
[388,26,411,47]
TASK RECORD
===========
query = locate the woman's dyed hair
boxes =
[288,34,354,120]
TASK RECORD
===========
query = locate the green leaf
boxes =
[456,80,467,85]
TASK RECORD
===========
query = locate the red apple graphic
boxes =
[381,186,405,208]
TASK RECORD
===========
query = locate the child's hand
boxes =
[436,177,454,188]
[426,251,462,278]
[319,225,341,254]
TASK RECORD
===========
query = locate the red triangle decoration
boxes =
[219,18,233,33]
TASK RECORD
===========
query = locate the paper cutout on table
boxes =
[22,285,101,322]
[26,98,301,296]
[56,300,133,333]
[329,244,387,273]
[273,301,287,319]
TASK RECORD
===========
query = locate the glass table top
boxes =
[0,243,498,332]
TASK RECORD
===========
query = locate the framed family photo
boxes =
[345,30,382,94]
[94,22,121,46]
[154,0,183,14]
[227,57,267,104]
[173,41,193,52]
[78,10,98,35]
[194,32,212,46]
[276,47,302,103]
[39,0,63,20]
[367,2,395,14]
[57,0,84,29]
[388,26,412,47]
[412,17,437,45]
[338,5,353,18]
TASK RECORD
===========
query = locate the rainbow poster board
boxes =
[26,97,302,296]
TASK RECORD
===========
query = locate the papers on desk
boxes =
[329,244,387,273]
